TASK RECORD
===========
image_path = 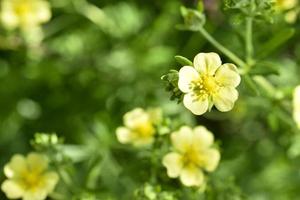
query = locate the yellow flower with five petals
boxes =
[162,126,220,187]
[1,152,59,200]
[0,0,51,30]
[178,52,241,115]
[116,108,158,147]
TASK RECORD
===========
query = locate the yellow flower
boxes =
[178,52,241,115]
[116,108,157,146]
[274,0,299,23]
[1,152,59,200]
[162,126,220,187]
[0,0,51,30]
[293,85,300,129]
[275,0,297,10]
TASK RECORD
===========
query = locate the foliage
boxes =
[0,0,300,199]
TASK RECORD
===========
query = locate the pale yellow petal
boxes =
[202,149,220,172]
[1,180,24,199]
[293,85,300,128]
[23,189,48,200]
[116,127,132,144]
[42,171,59,192]
[179,165,205,187]
[213,87,238,112]
[192,126,214,148]
[35,1,51,23]
[193,52,222,75]
[0,9,19,29]
[178,66,199,93]
[124,108,150,129]
[215,63,241,87]
[4,154,27,178]
[171,126,193,153]
[183,93,209,115]
[27,153,48,173]
[162,152,183,178]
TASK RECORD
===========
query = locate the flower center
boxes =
[23,171,42,189]
[190,75,219,101]
[134,122,155,138]
[182,147,204,167]
[15,2,31,17]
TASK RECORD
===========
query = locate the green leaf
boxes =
[257,28,295,59]
[174,55,193,66]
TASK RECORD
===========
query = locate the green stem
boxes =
[198,27,248,69]
[245,0,255,69]
[245,17,253,64]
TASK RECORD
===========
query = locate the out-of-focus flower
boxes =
[293,85,300,129]
[116,108,160,146]
[274,0,299,23]
[178,52,241,115]
[162,126,220,187]
[1,152,59,200]
[0,0,51,30]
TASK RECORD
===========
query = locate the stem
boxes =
[245,0,255,68]
[245,17,253,64]
[198,27,247,69]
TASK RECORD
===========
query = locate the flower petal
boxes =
[178,66,199,93]
[162,152,183,178]
[116,127,132,144]
[213,87,238,112]
[27,153,48,174]
[215,63,241,87]
[183,93,209,115]
[171,126,193,153]
[1,180,24,199]
[192,126,214,148]
[180,165,205,187]
[193,53,222,75]
[23,189,48,200]
[124,108,150,129]
[42,171,59,192]
[202,149,220,172]
[4,154,27,178]
[293,86,300,129]
[35,1,52,23]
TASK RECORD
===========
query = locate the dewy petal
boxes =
[179,165,205,187]
[1,180,24,199]
[171,126,193,153]
[193,53,222,75]
[215,63,241,87]
[183,93,209,115]
[213,87,238,112]
[202,149,220,172]
[178,66,199,93]
[27,153,48,174]
[162,152,183,178]
[116,127,132,144]
[192,126,214,148]
[4,154,27,178]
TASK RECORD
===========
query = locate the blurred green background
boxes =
[1,0,300,199]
